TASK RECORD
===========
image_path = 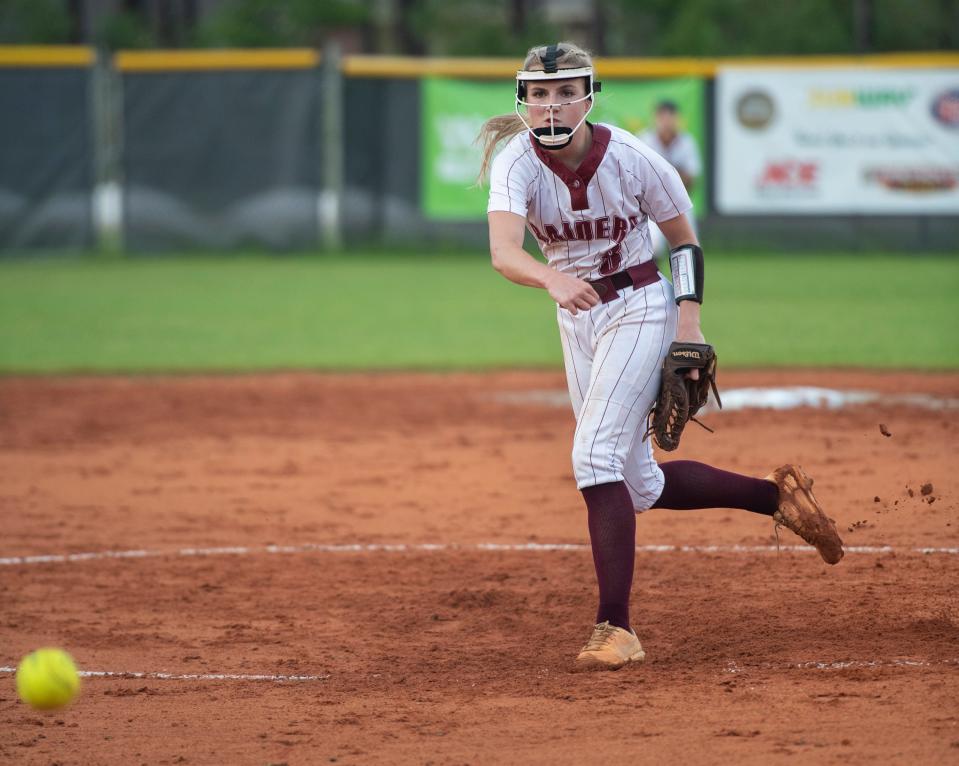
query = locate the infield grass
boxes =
[0,251,956,373]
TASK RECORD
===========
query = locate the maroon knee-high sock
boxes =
[581,481,635,632]
[652,460,779,516]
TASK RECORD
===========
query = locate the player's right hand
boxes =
[545,272,601,315]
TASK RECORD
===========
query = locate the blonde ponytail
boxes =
[475,114,527,183]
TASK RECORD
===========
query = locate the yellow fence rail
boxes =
[343,52,959,79]
[115,49,320,71]
[0,46,955,76]
[0,46,94,68]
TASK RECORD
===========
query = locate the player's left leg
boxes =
[647,461,843,563]
[640,460,779,516]
[622,439,844,562]
[620,433,844,563]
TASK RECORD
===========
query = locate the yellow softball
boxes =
[16,648,81,710]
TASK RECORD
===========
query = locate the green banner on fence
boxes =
[421,76,707,221]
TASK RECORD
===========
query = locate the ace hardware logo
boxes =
[755,160,819,194]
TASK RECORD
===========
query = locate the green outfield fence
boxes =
[1,46,957,253]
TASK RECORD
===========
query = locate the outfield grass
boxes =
[0,251,956,373]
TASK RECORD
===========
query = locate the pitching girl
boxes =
[478,42,844,670]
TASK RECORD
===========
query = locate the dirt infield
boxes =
[1,370,958,765]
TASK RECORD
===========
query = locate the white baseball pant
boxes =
[557,274,678,511]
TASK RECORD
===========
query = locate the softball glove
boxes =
[646,342,722,451]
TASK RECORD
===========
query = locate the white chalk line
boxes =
[0,667,327,682]
[1,658,954,686]
[493,387,959,412]
[1,542,957,567]
[725,658,959,673]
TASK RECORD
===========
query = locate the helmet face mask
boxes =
[515,66,601,150]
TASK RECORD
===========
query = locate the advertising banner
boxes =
[422,76,706,220]
[717,68,959,214]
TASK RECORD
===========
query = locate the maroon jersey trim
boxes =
[530,123,611,212]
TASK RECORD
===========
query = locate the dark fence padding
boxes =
[343,78,422,241]
[0,69,93,250]
[122,70,321,251]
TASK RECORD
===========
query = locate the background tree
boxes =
[192,0,370,49]
[0,0,71,44]
[401,0,558,56]
[0,0,954,55]
[95,9,156,50]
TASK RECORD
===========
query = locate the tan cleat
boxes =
[574,621,646,671]
[765,464,844,565]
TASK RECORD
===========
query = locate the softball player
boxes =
[479,43,844,671]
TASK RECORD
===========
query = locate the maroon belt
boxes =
[587,261,659,303]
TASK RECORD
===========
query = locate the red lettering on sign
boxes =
[762,163,790,184]
[798,162,817,184]
[759,160,820,189]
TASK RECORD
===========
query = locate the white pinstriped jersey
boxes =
[487,122,692,280]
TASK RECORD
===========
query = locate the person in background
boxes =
[639,100,703,257]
